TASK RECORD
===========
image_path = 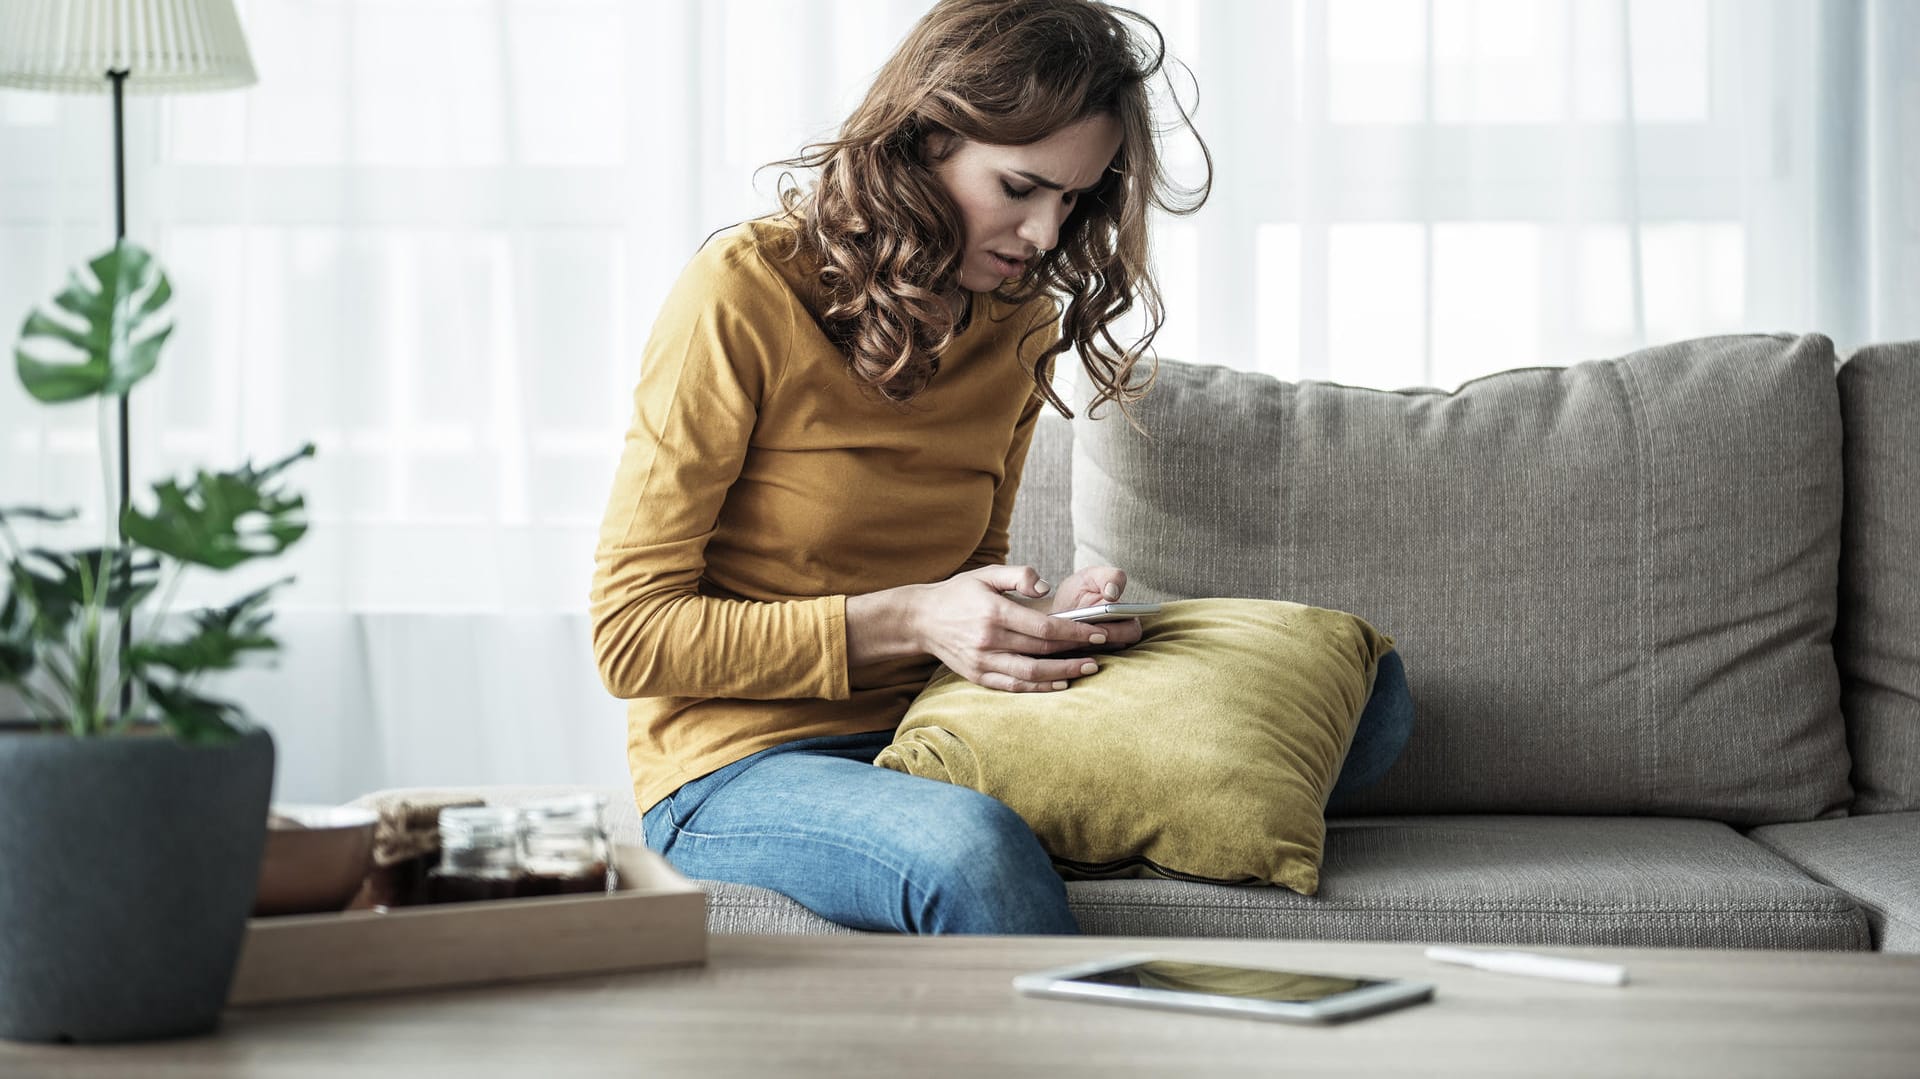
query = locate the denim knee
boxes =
[896,788,1078,936]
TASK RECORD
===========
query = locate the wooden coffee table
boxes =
[6,935,1919,1076]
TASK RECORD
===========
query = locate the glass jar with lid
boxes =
[517,793,612,897]
[426,805,524,904]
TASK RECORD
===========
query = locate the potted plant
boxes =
[0,243,314,1044]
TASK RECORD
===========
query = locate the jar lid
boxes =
[522,793,606,826]
[365,795,486,866]
[438,805,521,844]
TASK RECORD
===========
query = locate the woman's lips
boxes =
[991,252,1026,275]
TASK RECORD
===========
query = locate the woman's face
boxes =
[929,114,1124,292]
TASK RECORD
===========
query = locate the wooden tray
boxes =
[227,843,706,1006]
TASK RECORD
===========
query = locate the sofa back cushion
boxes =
[1070,334,1853,825]
[1836,341,1920,813]
[1007,411,1076,584]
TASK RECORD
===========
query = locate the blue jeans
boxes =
[1330,648,1414,808]
[642,650,1413,934]
[642,729,1078,935]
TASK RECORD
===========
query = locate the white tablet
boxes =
[1014,953,1435,1024]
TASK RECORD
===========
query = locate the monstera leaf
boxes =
[140,680,253,744]
[128,580,285,676]
[6,547,160,636]
[132,583,288,742]
[122,444,316,570]
[13,243,172,403]
[0,506,79,526]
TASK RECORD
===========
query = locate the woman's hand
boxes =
[1045,565,1145,653]
[910,564,1133,693]
[1048,566,1128,613]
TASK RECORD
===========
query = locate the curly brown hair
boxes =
[756,0,1211,427]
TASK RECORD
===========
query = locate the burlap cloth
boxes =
[345,791,486,908]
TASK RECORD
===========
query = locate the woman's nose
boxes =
[1018,205,1070,254]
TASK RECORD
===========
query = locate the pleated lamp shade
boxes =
[0,0,256,94]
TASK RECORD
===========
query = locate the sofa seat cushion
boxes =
[681,811,1876,949]
[708,817,1868,948]
[353,790,1867,949]
[1055,816,1868,950]
[1749,813,1920,953]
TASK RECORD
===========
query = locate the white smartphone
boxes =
[1050,602,1162,623]
[1014,954,1434,1025]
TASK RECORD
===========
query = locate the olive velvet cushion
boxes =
[874,598,1393,895]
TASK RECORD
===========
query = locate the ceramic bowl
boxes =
[252,804,378,917]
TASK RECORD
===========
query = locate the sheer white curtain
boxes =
[2,0,1913,802]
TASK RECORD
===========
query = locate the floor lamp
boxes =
[0,0,257,717]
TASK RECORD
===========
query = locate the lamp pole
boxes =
[111,68,130,529]
[109,67,135,719]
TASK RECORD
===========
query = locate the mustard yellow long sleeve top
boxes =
[591,216,1062,814]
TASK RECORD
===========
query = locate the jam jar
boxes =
[354,795,485,908]
[426,806,524,904]
[517,793,612,897]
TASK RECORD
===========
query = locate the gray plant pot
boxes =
[0,722,274,1044]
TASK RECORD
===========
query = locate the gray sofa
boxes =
[360,333,1920,951]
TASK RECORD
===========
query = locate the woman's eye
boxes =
[1001,181,1076,205]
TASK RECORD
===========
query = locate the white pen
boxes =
[1424,946,1629,987]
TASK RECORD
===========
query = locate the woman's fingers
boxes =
[1073,617,1142,651]
[1089,566,1127,601]
[993,589,1147,653]
[977,652,1103,692]
[966,562,1053,598]
[970,612,1150,692]
[1005,603,1114,647]
[1048,567,1130,615]
[996,619,1119,655]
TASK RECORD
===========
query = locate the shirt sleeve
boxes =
[959,306,1062,573]
[589,242,850,702]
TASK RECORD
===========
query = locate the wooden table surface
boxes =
[7,934,1920,1078]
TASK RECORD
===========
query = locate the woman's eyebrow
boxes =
[1011,169,1100,193]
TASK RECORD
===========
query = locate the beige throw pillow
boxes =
[875,598,1392,895]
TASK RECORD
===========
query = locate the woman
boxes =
[591,0,1406,935]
